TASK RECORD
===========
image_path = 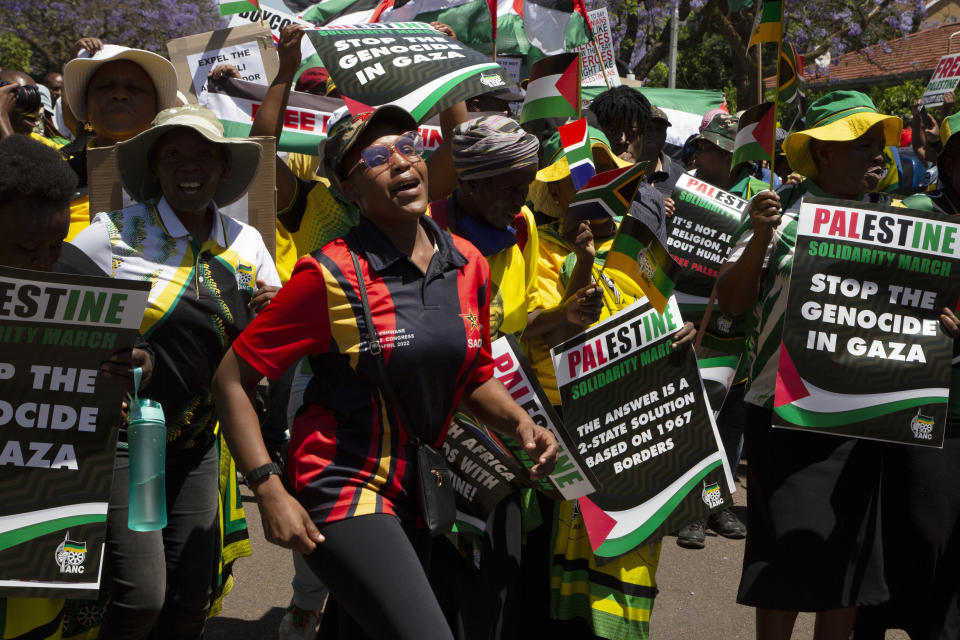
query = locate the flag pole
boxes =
[594,39,611,89]
[769,25,784,192]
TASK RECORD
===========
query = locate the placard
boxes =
[573,8,620,88]
[922,52,960,108]
[304,22,515,121]
[773,197,960,446]
[167,23,280,104]
[668,173,746,304]
[0,266,149,598]
[551,298,734,556]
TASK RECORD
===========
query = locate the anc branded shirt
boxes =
[431,197,541,338]
[232,215,494,525]
[279,176,361,258]
[727,180,867,408]
[523,222,646,406]
[71,196,280,458]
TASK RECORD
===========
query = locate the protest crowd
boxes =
[2,2,960,640]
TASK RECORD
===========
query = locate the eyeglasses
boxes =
[345,131,424,178]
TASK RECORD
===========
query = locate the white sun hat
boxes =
[64,44,179,122]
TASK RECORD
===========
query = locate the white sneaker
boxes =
[278,602,320,640]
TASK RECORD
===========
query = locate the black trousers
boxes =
[99,445,219,640]
[307,513,454,640]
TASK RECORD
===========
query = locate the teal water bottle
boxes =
[127,368,167,531]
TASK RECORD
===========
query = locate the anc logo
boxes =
[910,409,935,440]
[236,262,256,296]
[636,247,657,281]
[701,481,724,509]
[715,314,734,336]
[479,71,505,88]
[55,532,87,574]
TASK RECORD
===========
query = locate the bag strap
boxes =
[348,248,421,446]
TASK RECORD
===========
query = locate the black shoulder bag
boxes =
[348,249,456,536]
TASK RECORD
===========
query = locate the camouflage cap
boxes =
[694,113,738,152]
[649,106,671,126]
[321,105,417,188]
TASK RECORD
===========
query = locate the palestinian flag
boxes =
[300,0,391,25]
[731,101,775,168]
[568,162,646,221]
[523,0,592,56]
[201,77,448,154]
[519,52,580,123]
[220,0,260,14]
[558,118,594,189]
[778,41,804,106]
[747,0,782,49]
[604,215,678,314]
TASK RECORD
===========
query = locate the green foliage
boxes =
[645,62,668,88]
[675,33,735,92]
[0,34,32,73]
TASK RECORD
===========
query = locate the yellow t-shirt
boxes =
[286,152,321,182]
[432,202,541,338]
[522,223,645,406]
[281,178,360,257]
[66,194,90,242]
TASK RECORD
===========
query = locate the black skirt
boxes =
[736,404,888,611]
[855,421,960,639]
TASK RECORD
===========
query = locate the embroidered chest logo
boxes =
[460,310,483,348]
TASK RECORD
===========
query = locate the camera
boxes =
[0,81,42,114]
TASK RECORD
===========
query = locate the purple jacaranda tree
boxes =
[0,0,223,73]
[592,0,926,108]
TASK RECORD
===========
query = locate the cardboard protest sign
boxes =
[773,197,960,447]
[573,8,619,88]
[202,77,448,156]
[668,173,746,305]
[304,22,514,121]
[226,0,324,72]
[445,336,599,532]
[86,137,278,257]
[0,266,149,598]
[167,23,279,103]
[551,299,734,556]
[922,52,960,108]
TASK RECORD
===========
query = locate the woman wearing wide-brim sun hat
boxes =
[71,105,281,640]
[715,91,960,640]
[60,41,181,242]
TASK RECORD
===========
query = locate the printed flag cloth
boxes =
[304,22,515,122]
[568,162,647,221]
[558,118,594,189]
[747,0,782,48]
[604,215,679,313]
[778,41,804,106]
[522,0,592,56]
[519,52,580,123]
[488,0,498,40]
[300,0,392,24]
[731,101,775,168]
[221,0,260,15]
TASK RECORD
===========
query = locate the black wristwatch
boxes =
[244,462,283,487]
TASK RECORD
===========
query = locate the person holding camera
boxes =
[0,69,50,146]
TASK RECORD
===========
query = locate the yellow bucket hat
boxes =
[783,90,901,179]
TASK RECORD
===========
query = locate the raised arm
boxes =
[249,24,307,212]
[716,191,781,316]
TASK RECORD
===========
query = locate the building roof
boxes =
[764,21,960,89]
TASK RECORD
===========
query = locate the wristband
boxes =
[244,462,283,487]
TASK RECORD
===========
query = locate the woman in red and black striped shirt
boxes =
[214,105,558,640]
